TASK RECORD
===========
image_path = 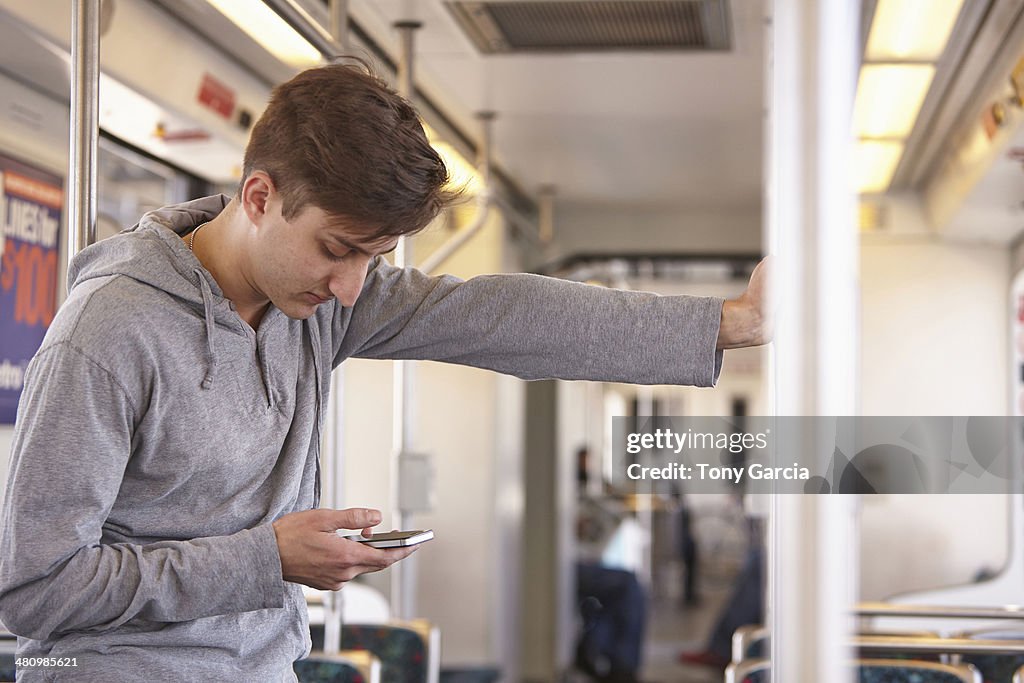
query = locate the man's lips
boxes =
[305,293,332,304]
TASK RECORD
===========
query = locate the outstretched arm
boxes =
[331,260,727,387]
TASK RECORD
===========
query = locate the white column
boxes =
[767,0,860,681]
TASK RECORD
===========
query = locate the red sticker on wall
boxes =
[197,73,235,120]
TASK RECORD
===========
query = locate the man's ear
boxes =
[239,171,277,229]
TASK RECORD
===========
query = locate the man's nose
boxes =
[328,258,370,307]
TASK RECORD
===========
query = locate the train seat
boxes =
[856,658,981,683]
[725,658,982,683]
[294,650,382,683]
[954,628,1024,683]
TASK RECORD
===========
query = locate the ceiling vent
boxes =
[445,1,731,53]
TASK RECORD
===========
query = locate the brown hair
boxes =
[240,61,461,238]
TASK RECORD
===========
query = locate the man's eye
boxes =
[322,245,347,262]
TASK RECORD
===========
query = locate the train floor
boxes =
[642,558,737,683]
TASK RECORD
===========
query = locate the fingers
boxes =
[358,545,420,571]
[324,507,382,531]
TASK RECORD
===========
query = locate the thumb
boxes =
[325,507,382,531]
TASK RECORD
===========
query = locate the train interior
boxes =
[1,0,1024,681]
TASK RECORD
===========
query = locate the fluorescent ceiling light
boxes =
[856,140,903,194]
[866,0,965,61]
[854,64,934,138]
[207,0,322,69]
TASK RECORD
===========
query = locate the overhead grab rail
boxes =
[418,111,496,276]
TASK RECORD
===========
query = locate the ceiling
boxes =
[346,0,766,213]
[9,0,1024,247]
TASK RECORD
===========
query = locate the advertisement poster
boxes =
[0,153,63,424]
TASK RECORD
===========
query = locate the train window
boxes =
[95,137,205,241]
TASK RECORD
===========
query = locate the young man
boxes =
[0,63,769,681]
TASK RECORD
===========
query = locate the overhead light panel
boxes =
[856,140,903,194]
[206,0,322,68]
[854,64,935,139]
[866,0,965,61]
[854,0,964,197]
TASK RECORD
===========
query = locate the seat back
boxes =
[725,657,982,683]
[725,657,770,683]
[953,628,1024,683]
[732,624,769,663]
[856,658,981,683]
[294,650,382,683]
[341,620,440,683]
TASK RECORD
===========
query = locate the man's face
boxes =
[248,199,399,319]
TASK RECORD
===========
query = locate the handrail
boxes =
[418,112,496,276]
[854,634,1024,655]
[855,603,1024,620]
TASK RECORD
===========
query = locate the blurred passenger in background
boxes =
[679,519,765,669]
[575,446,648,683]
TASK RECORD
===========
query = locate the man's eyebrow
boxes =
[325,233,395,256]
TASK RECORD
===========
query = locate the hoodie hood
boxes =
[69,194,239,389]
[69,193,232,306]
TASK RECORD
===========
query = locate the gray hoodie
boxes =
[0,195,723,681]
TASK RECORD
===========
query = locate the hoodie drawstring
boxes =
[306,318,324,509]
[195,270,218,389]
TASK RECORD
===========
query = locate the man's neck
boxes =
[184,200,271,329]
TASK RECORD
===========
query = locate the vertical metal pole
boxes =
[391,19,421,621]
[768,0,859,681]
[328,0,349,56]
[476,111,494,187]
[538,187,556,245]
[323,0,351,652]
[635,386,654,588]
[394,22,420,104]
[323,368,345,654]
[69,0,100,256]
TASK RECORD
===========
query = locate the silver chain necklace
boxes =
[188,222,209,252]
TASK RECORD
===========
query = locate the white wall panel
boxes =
[860,239,1010,600]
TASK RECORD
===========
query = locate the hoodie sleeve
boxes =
[335,258,724,387]
[0,344,284,640]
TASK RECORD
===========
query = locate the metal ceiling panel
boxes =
[446,0,731,53]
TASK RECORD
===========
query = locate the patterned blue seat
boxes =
[727,659,980,683]
[742,669,768,683]
[294,657,366,683]
[961,654,1024,683]
[340,624,430,683]
[957,629,1024,683]
[439,668,501,683]
[310,617,438,683]
[857,659,980,683]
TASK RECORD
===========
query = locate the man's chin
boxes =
[278,300,321,320]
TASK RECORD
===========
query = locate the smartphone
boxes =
[339,529,434,549]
